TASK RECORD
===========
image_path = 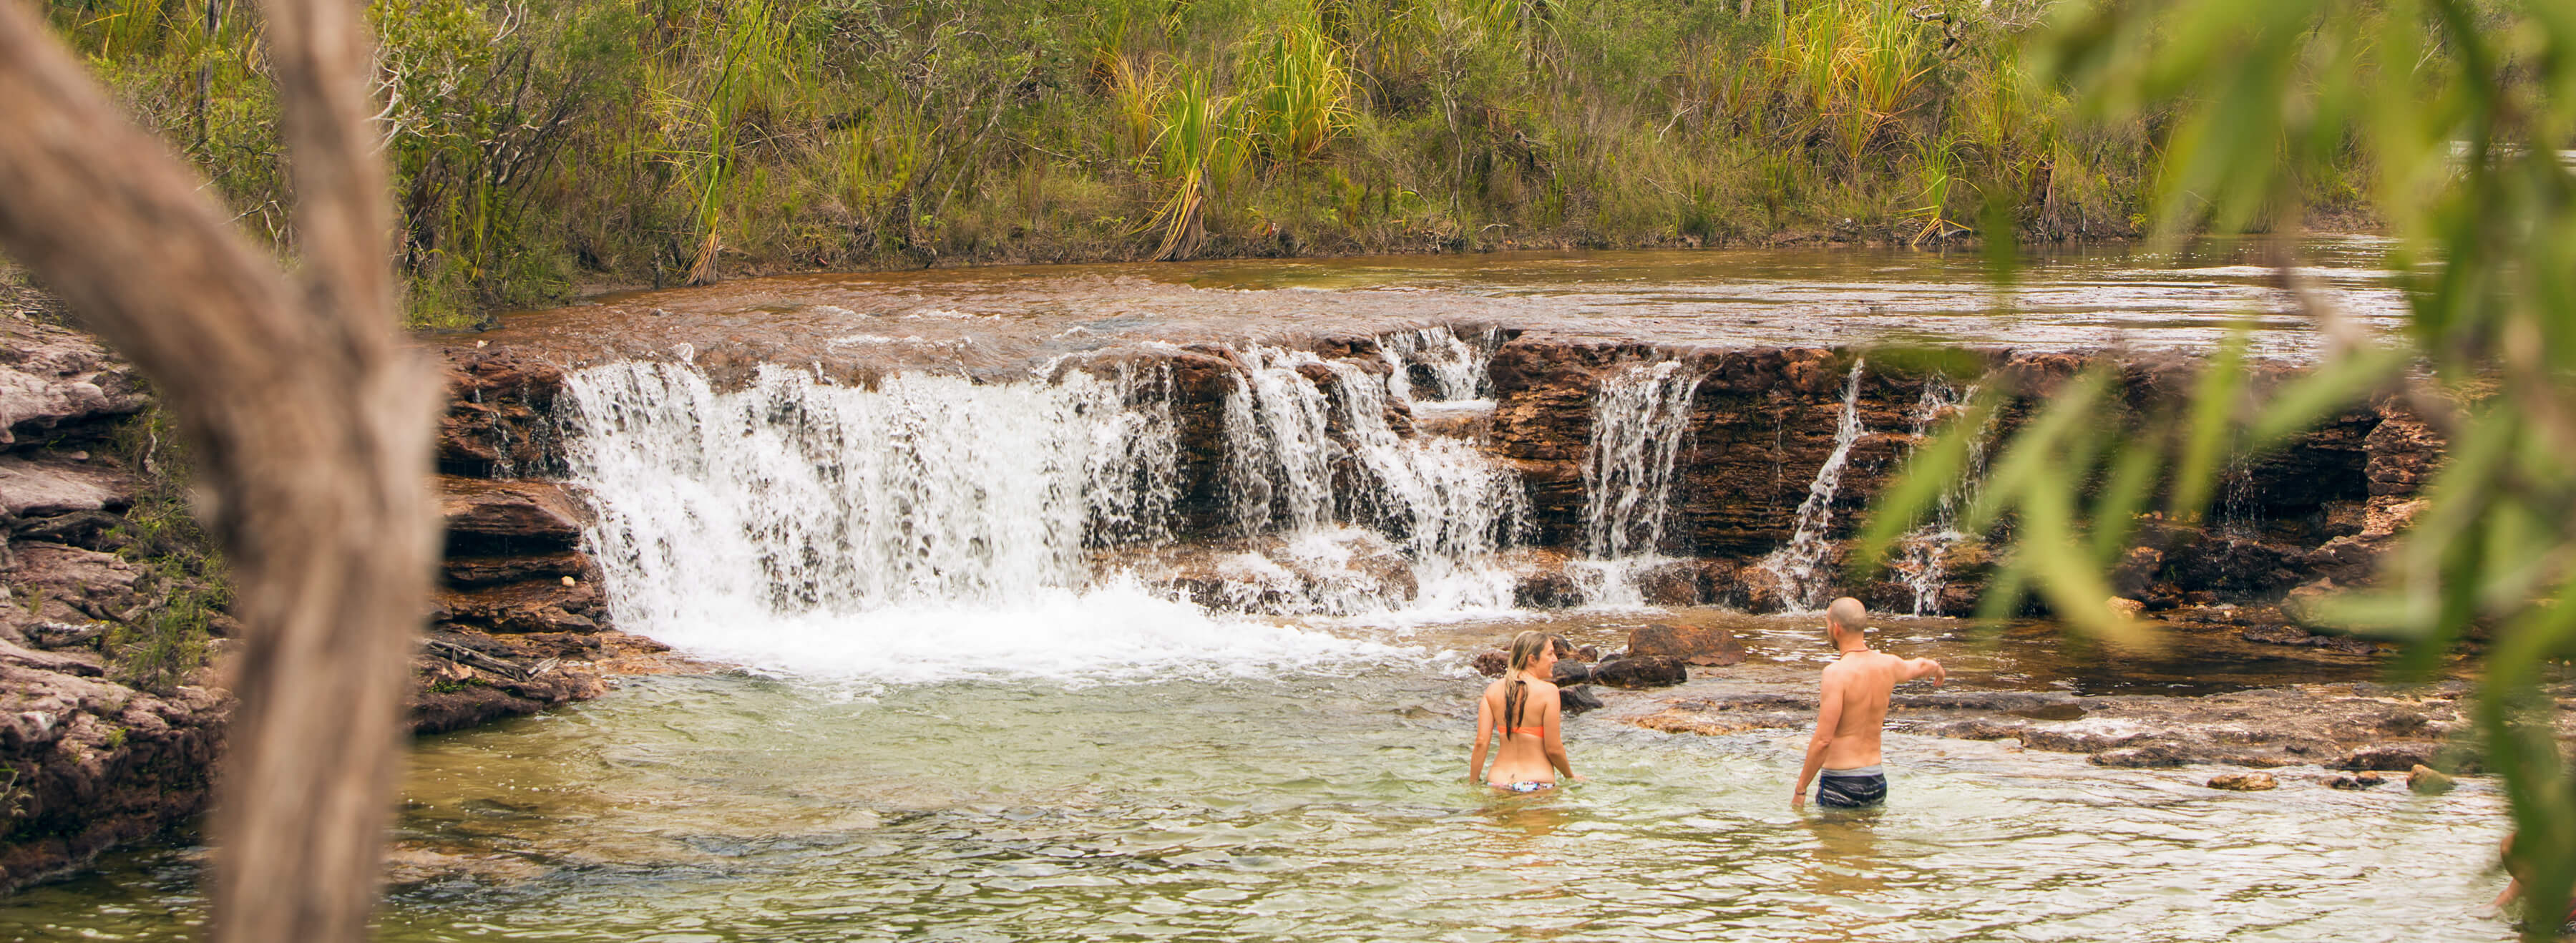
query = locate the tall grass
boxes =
[33,0,2298,323]
[1241,17,1355,165]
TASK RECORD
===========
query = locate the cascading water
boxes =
[1377,324,1498,402]
[1221,349,1340,535]
[1571,361,1704,605]
[1758,358,1867,612]
[1889,377,1990,615]
[1213,340,1529,615]
[559,358,1395,683]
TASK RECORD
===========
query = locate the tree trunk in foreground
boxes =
[0,2,437,941]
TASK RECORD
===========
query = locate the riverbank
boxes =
[47,0,2304,328]
[0,301,683,893]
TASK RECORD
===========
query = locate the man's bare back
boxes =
[1793,598,1944,809]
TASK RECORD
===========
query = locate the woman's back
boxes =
[1470,632,1577,791]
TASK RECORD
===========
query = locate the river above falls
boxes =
[469,237,2409,378]
[0,612,2518,942]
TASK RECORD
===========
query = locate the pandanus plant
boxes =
[1142,71,1244,262]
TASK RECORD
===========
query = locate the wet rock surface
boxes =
[0,323,660,894]
[431,308,2452,632]
[1626,622,1746,666]
[0,320,223,894]
[2207,771,2278,791]
[1626,673,2495,774]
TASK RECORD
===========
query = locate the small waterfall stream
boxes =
[1376,324,1498,402]
[1216,333,1529,615]
[1758,358,1867,612]
[1889,377,1989,614]
[1571,361,1704,605]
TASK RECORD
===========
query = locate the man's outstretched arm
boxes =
[1903,658,1947,687]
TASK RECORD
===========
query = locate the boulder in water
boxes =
[1560,684,1605,715]
[2207,771,2278,791]
[1626,622,1745,667]
[1472,650,1509,677]
[1591,655,1687,689]
[2087,743,2192,768]
[2406,764,2456,795]
[1513,569,1581,608]
[2336,742,2445,772]
[2326,771,2386,790]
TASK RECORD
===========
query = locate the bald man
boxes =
[1792,597,1946,809]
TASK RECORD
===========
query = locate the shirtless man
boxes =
[1792,597,1946,809]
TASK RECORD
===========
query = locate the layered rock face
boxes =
[0,315,220,893]
[452,325,2441,633]
[424,350,667,736]
[453,327,2441,628]
[0,323,653,892]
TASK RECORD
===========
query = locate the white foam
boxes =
[641,577,1418,687]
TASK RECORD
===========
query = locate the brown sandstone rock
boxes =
[439,348,570,477]
[440,476,587,554]
[2326,771,2386,790]
[444,550,593,589]
[0,317,147,447]
[1626,622,1746,667]
[0,661,226,894]
[2337,742,2448,772]
[2362,406,2444,497]
[1591,655,1687,688]
[1560,684,1605,715]
[434,579,605,635]
[2406,764,2456,795]
[6,542,140,625]
[0,455,132,517]
[2208,771,2278,791]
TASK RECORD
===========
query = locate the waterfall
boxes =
[1571,361,1704,605]
[563,361,1182,621]
[1759,358,1867,612]
[1222,349,1339,535]
[1377,324,1498,403]
[1214,341,1529,615]
[1889,376,1988,615]
[553,358,1413,683]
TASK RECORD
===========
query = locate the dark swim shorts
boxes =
[1815,766,1888,808]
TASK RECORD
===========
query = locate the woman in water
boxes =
[1470,631,1581,792]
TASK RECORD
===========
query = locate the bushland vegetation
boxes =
[39,0,2289,326]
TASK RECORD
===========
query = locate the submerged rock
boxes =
[1590,655,1688,689]
[1626,622,1746,666]
[2326,771,2387,790]
[2208,771,2278,791]
[1561,684,1605,715]
[2406,764,2456,795]
[2336,742,2452,772]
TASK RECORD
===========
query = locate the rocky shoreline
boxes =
[0,311,668,892]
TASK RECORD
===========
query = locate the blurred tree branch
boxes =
[0,0,436,940]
